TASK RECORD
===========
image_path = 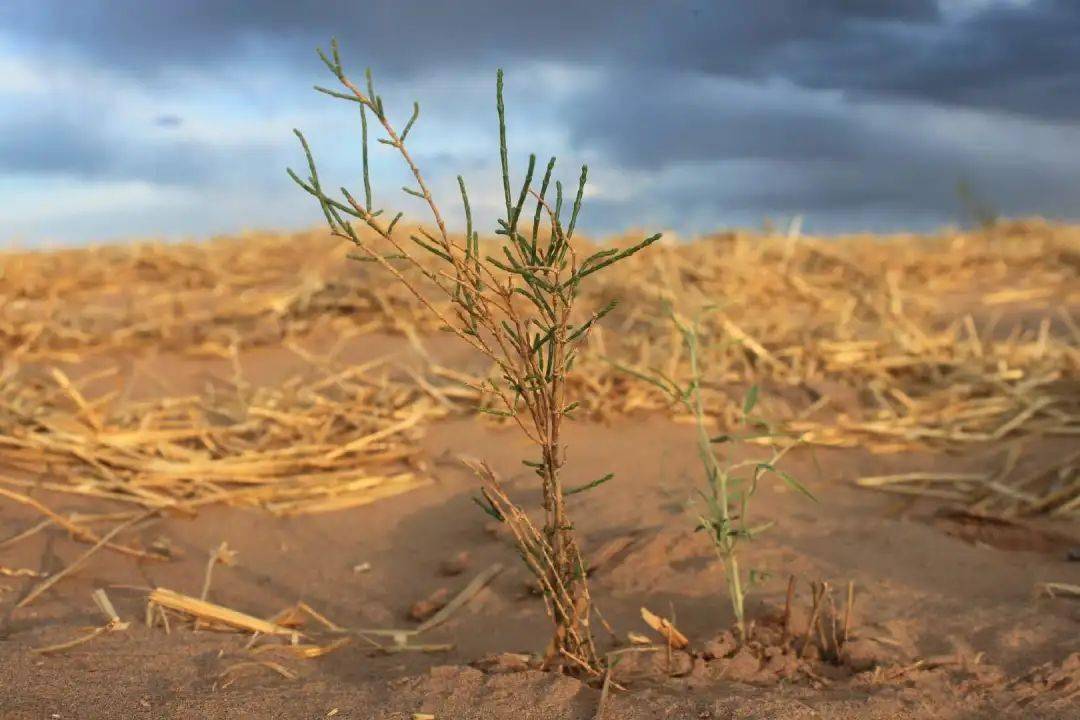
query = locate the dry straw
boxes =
[0,79,1076,661]
[1,227,1076,614]
[3,223,1075,462]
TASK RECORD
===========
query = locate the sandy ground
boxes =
[1,337,1078,720]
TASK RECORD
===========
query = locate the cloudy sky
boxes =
[1,0,1078,246]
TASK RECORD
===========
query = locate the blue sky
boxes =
[1,0,1079,246]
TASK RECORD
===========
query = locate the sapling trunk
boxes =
[289,40,660,675]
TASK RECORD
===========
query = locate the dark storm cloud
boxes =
[562,63,1080,235]
[2,0,1079,242]
[0,0,649,75]
[0,2,940,78]
[6,0,1077,121]
[781,1,1080,121]
[566,73,877,168]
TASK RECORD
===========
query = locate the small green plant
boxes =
[613,310,814,643]
[288,40,660,675]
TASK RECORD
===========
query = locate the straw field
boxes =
[1,218,1078,715]
[3,219,1077,521]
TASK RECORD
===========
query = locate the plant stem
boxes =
[292,48,658,675]
[727,552,746,643]
[684,322,744,640]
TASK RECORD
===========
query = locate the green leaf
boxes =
[761,464,817,502]
[360,96,372,210]
[566,299,617,343]
[347,252,408,263]
[329,38,342,73]
[496,69,512,222]
[530,156,556,259]
[509,153,537,233]
[575,233,663,281]
[386,212,404,235]
[316,46,340,77]
[566,165,587,240]
[743,385,759,415]
[603,358,683,400]
[409,234,452,262]
[458,175,474,261]
[566,473,614,496]
[477,406,515,418]
[579,248,620,273]
[401,102,420,141]
[313,85,359,102]
[472,494,504,522]
[529,324,556,355]
[500,320,523,346]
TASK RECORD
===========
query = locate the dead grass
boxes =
[1,219,1077,573]
[1,339,439,516]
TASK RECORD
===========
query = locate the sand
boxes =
[1,223,1078,718]
[0,348,1076,718]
